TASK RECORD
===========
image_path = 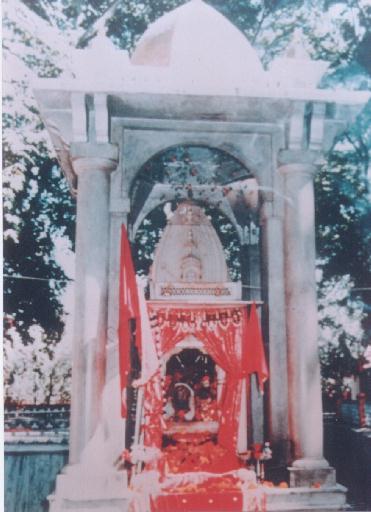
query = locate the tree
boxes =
[3,0,78,345]
[3,0,79,403]
[3,325,71,405]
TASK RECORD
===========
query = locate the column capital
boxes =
[110,197,131,215]
[71,142,119,175]
[278,149,325,177]
[260,194,285,223]
[279,162,317,180]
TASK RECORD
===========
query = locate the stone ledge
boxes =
[265,484,347,511]
[70,142,119,162]
[49,496,131,512]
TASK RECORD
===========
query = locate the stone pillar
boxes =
[237,379,248,453]
[241,225,263,445]
[280,157,335,486]
[260,199,290,468]
[69,143,118,464]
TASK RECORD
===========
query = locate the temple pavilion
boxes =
[34,1,370,510]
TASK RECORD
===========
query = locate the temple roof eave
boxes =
[33,81,369,194]
[34,77,370,106]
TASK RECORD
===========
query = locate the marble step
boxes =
[265,484,348,511]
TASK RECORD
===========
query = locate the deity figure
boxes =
[195,375,217,422]
[163,372,195,422]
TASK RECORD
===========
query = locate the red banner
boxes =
[118,224,141,417]
[246,303,268,393]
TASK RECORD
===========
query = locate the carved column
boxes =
[260,198,290,467]
[69,143,118,463]
[280,153,335,486]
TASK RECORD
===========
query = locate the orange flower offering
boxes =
[166,474,241,494]
[278,481,288,488]
[162,434,242,474]
[311,482,321,489]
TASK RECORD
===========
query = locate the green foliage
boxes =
[317,275,365,395]
[3,0,78,348]
[131,145,250,222]
[133,206,166,278]
[316,106,371,289]
[3,161,76,344]
[320,335,358,383]
[315,101,371,392]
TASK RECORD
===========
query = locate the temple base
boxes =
[48,465,131,512]
[49,483,347,512]
[265,485,347,511]
[48,464,346,512]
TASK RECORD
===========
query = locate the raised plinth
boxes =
[49,496,131,512]
[265,485,347,511]
[49,483,347,512]
[48,464,131,512]
[48,464,347,512]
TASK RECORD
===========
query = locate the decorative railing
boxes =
[4,404,70,433]
[339,398,371,428]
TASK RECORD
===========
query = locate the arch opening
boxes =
[129,144,259,231]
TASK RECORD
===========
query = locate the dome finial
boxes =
[269,28,329,89]
[284,28,312,61]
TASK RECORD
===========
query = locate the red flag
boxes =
[246,302,269,393]
[118,224,141,417]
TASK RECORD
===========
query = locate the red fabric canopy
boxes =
[141,304,268,454]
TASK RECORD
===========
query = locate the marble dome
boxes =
[131,0,266,93]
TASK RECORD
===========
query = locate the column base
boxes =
[289,458,336,488]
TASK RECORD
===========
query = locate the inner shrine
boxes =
[138,201,266,458]
[33,0,370,510]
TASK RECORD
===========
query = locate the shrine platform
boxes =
[49,461,347,512]
[149,486,348,512]
[49,486,348,512]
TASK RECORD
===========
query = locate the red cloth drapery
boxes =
[118,225,141,417]
[142,304,268,453]
[245,302,269,393]
[199,312,247,452]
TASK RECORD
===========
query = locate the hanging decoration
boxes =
[139,303,269,454]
